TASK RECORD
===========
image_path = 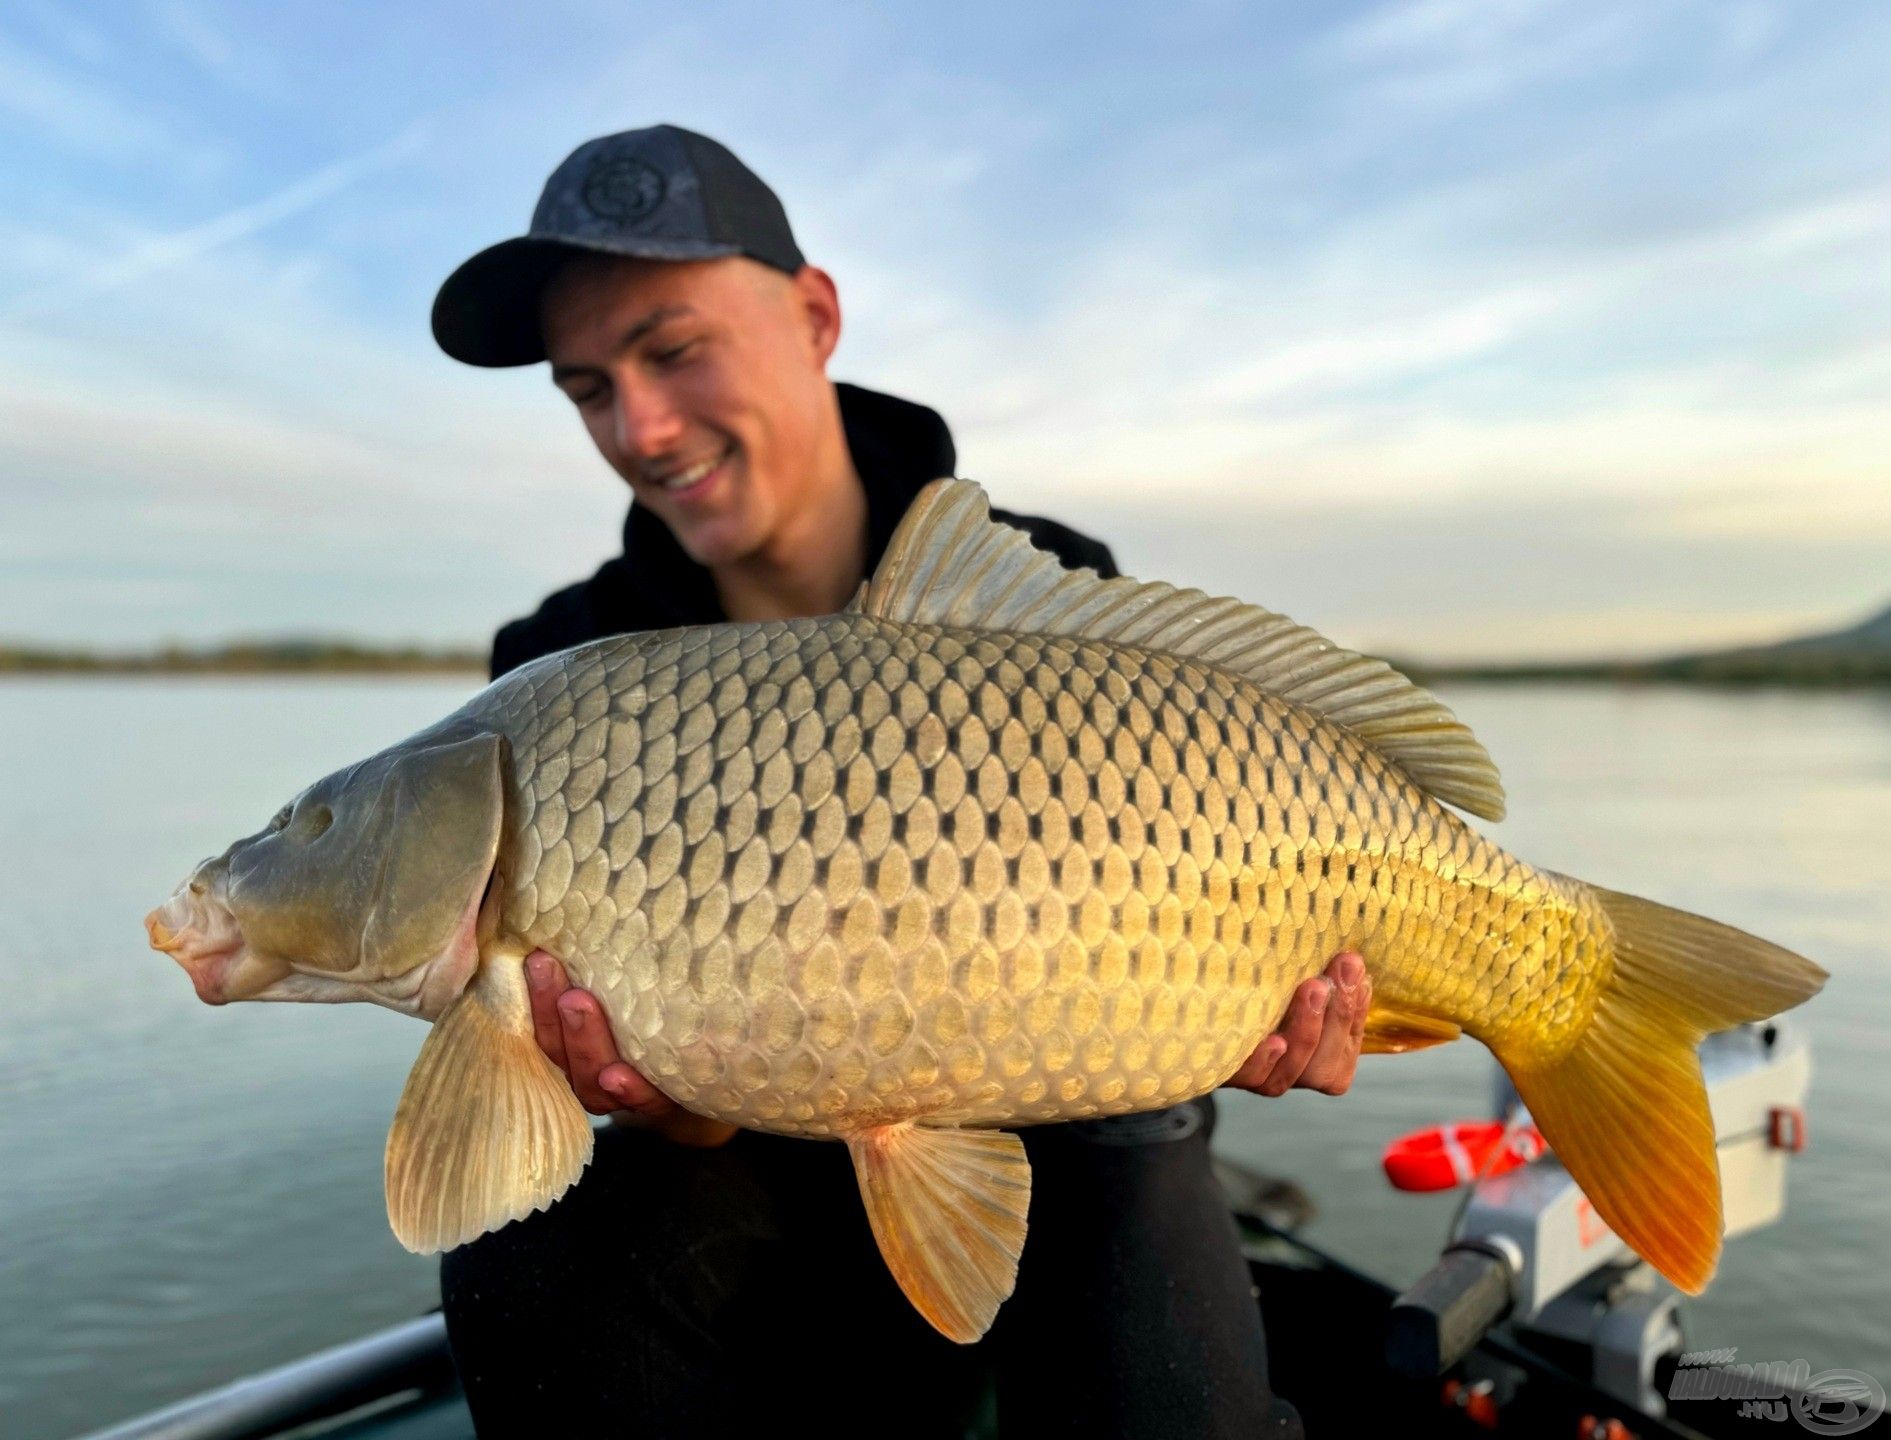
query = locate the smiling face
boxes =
[540,254,845,569]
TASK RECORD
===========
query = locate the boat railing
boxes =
[71,1313,456,1440]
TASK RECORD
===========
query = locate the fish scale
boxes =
[473,611,1591,1139]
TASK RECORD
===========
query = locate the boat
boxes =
[77,1021,1847,1440]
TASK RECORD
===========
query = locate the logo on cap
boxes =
[582,155,666,224]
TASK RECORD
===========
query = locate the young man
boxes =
[430,125,1368,1439]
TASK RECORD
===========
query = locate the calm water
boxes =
[1,678,1886,1438]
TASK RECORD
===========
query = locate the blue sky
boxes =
[4,0,1887,660]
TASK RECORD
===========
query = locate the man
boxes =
[430,125,1369,1439]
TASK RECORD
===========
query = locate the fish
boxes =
[146,478,1827,1342]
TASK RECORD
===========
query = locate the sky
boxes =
[3,0,1887,662]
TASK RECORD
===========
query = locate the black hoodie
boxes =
[491,382,1117,680]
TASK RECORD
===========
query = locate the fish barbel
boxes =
[146,479,1825,1341]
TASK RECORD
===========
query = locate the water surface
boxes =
[1,678,1884,1437]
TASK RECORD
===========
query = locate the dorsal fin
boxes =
[857,479,1505,821]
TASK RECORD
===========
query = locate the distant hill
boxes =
[1738,602,1891,658]
[1649,600,1891,684]
[1401,599,1891,688]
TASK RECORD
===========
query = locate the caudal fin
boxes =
[1498,885,1826,1294]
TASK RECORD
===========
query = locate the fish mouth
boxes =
[145,875,274,1005]
[145,906,240,1005]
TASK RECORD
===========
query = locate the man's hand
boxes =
[1222,953,1371,1098]
[525,952,738,1147]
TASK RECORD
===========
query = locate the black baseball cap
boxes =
[432,124,805,368]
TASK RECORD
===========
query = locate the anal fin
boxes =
[1363,1002,1462,1054]
[846,1123,1032,1344]
[385,955,595,1253]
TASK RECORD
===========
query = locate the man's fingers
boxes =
[556,988,629,1115]
[525,952,570,1075]
[1298,953,1368,1096]
[597,1062,677,1118]
[1225,1035,1288,1092]
[1254,977,1329,1097]
[1347,954,1371,1078]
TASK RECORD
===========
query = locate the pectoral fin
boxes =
[1362,1002,1463,1054]
[385,957,594,1253]
[845,1123,1032,1344]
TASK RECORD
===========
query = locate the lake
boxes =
[1,677,1885,1438]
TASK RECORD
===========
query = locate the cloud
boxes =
[1197,287,1560,404]
[146,0,236,75]
[0,237,628,649]
[1316,0,1646,114]
[1068,486,1891,663]
[836,177,1891,527]
[0,32,183,162]
[16,1,113,66]
[2,123,431,320]
[1328,0,1551,57]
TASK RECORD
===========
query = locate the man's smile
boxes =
[648,443,735,500]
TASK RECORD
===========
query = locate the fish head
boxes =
[146,730,507,1020]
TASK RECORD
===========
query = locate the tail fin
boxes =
[1497,885,1826,1294]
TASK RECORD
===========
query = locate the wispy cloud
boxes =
[2,122,429,320]
[1317,0,1646,114]
[0,31,178,161]
[842,176,1891,517]
[1327,0,1586,61]
[15,1,113,66]
[1198,287,1559,404]
[146,0,236,75]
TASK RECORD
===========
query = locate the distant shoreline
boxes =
[6,642,1888,687]
[0,644,485,677]
[1398,656,1891,689]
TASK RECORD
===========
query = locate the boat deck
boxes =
[83,1212,1762,1440]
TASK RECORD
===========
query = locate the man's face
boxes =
[540,254,841,568]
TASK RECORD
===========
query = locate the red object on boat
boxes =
[1768,1104,1807,1153]
[1441,1378,1503,1429]
[1383,1120,1548,1192]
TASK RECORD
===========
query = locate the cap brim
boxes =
[431,234,742,368]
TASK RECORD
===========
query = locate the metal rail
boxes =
[73,1313,456,1440]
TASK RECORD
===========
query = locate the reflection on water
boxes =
[1,678,1885,1438]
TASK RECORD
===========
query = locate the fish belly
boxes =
[476,613,1587,1139]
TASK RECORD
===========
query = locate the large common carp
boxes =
[147,479,1825,1342]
